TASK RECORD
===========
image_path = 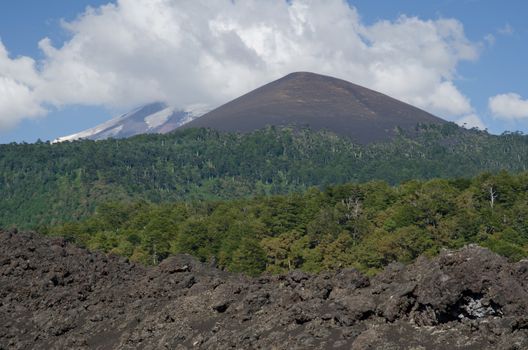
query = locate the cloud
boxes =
[0,0,480,130]
[456,114,486,130]
[484,23,515,48]
[498,23,514,36]
[0,76,45,130]
[484,34,495,46]
[489,93,528,120]
[0,42,45,129]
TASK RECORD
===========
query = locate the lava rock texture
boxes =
[1,230,528,349]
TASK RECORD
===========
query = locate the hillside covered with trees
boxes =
[1,124,528,229]
[47,171,528,276]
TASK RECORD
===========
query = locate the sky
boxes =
[0,0,527,143]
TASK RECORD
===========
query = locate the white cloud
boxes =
[0,76,45,130]
[484,34,495,46]
[0,0,480,130]
[456,114,486,130]
[489,93,528,120]
[498,23,514,36]
[0,42,45,129]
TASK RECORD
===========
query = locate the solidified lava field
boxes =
[1,230,528,349]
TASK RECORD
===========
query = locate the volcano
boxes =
[181,72,447,143]
[54,102,206,142]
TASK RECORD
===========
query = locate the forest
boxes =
[47,171,528,276]
[1,124,528,229]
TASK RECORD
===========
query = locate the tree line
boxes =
[1,124,528,229]
[47,171,528,276]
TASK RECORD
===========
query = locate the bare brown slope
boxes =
[181,72,447,144]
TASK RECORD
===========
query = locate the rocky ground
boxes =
[1,230,528,349]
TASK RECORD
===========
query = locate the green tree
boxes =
[229,239,267,276]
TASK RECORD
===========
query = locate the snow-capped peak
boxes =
[53,102,207,143]
[144,107,175,129]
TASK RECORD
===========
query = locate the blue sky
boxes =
[0,0,527,143]
[0,0,113,143]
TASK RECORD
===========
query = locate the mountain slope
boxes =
[181,72,447,143]
[54,102,206,142]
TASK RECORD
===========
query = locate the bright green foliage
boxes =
[2,125,528,229]
[47,171,528,275]
[229,238,268,276]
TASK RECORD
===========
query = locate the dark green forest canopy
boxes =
[1,124,528,228]
[48,171,528,276]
